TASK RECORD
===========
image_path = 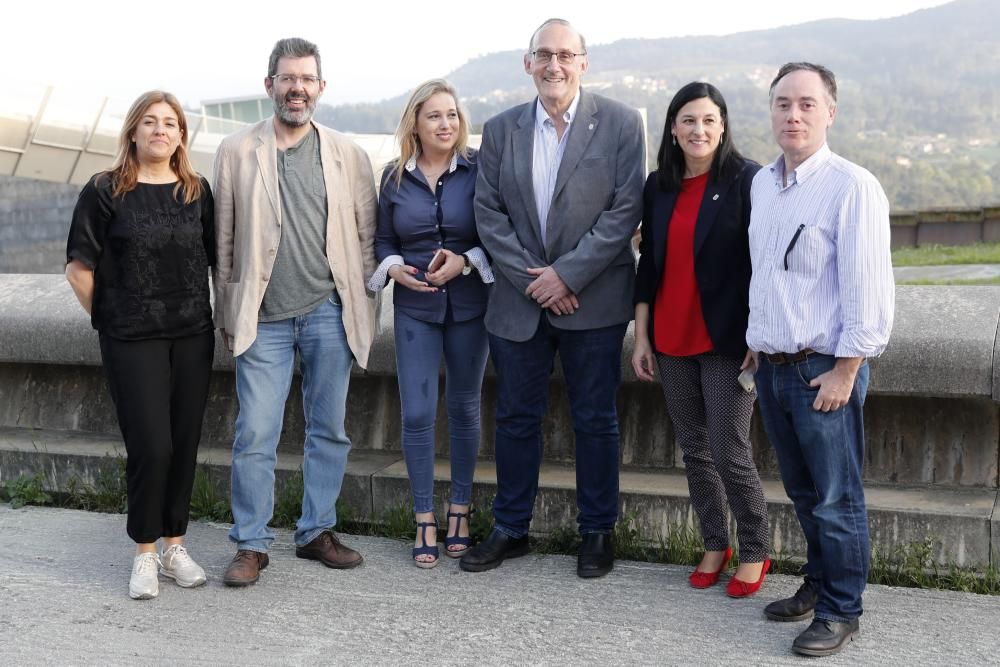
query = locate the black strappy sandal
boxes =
[412,520,439,569]
[445,507,473,558]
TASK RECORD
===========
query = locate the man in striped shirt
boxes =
[746,62,894,657]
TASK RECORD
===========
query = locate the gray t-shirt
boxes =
[259,128,338,322]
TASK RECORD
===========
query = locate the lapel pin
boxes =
[712,194,719,201]
[588,123,594,130]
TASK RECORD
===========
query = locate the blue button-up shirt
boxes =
[373,150,492,324]
[532,92,580,246]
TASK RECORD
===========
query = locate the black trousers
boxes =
[99,330,214,543]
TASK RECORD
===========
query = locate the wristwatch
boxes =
[461,254,473,276]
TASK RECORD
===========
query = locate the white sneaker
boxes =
[129,552,160,600]
[159,544,207,588]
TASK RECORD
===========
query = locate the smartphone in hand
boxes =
[737,367,756,393]
[427,249,446,272]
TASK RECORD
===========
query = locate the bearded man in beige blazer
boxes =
[213,37,377,587]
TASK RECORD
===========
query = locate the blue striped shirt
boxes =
[746,144,894,358]
[532,94,579,246]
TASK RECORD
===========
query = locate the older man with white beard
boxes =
[212,37,378,586]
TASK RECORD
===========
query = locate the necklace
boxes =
[418,163,447,182]
[417,151,450,180]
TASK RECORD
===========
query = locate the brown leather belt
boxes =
[763,348,815,365]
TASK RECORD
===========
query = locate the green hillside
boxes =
[317,0,999,210]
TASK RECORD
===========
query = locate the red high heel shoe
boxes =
[688,547,733,589]
[726,559,771,598]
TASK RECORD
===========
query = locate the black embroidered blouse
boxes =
[66,174,215,340]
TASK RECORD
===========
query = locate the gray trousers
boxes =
[656,353,770,562]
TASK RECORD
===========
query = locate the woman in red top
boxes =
[632,82,770,597]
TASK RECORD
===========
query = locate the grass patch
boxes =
[188,466,233,523]
[869,539,1000,595]
[4,472,52,509]
[366,503,416,539]
[648,523,705,566]
[468,500,494,544]
[535,523,581,554]
[892,242,1000,267]
[1,455,126,512]
[897,276,1000,286]
[90,456,128,513]
[335,497,494,542]
[271,469,305,528]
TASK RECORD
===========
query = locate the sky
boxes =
[5,0,950,109]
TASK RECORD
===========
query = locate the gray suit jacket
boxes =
[474,89,645,341]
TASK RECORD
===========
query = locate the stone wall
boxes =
[2,274,998,489]
[0,177,79,273]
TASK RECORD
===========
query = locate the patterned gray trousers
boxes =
[656,352,770,562]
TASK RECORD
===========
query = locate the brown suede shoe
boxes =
[295,530,363,569]
[223,550,269,587]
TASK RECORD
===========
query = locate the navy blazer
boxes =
[634,158,761,357]
[375,152,488,324]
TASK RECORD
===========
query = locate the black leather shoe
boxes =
[577,532,614,578]
[764,579,818,621]
[459,527,530,572]
[792,618,860,657]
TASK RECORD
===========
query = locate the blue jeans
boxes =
[394,310,489,514]
[229,294,353,551]
[756,353,870,622]
[490,318,627,537]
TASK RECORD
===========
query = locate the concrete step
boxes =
[2,427,997,568]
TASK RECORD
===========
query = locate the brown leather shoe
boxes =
[223,549,269,587]
[295,530,363,569]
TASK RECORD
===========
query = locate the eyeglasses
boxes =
[271,74,321,87]
[530,50,586,65]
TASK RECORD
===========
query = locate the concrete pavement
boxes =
[1,505,998,665]
[894,263,1000,282]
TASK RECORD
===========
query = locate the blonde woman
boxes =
[65,91,215,599]
[368,79,492,568]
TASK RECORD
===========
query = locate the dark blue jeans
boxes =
[756,353,870,622]
[489,318,627,538]
[394,310,489,514]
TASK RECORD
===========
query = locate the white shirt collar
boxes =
[535,91,581,128]
[770,143,833,186]
[404,148,459,174]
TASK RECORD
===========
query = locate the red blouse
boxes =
[653,172,714,356]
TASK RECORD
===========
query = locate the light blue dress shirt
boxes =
[746,144,895,358]
[532,93,580,246]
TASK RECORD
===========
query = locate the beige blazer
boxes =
[212,119,378,367]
